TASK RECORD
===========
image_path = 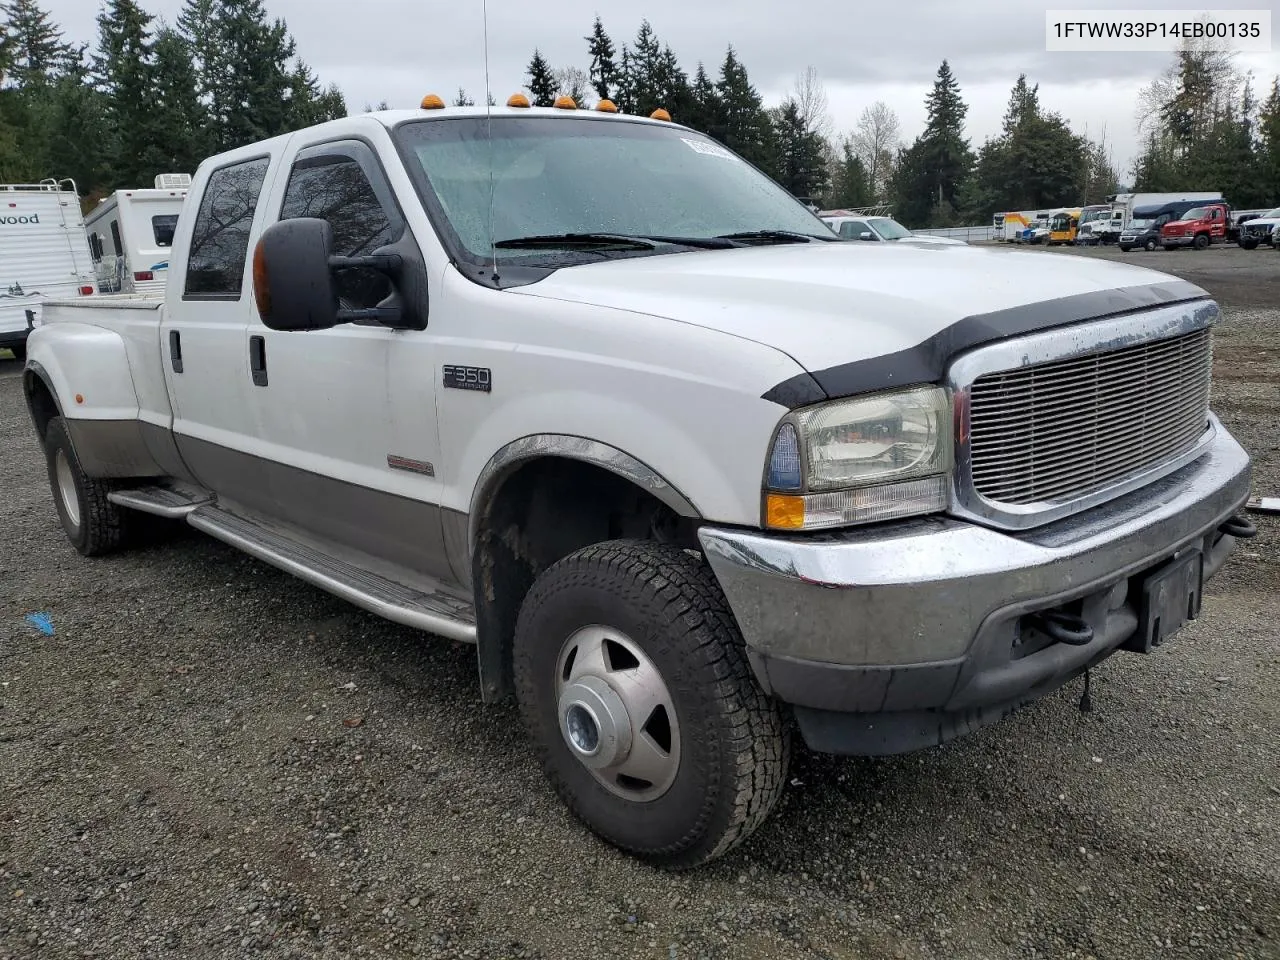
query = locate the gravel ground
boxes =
[1,246,1278,960]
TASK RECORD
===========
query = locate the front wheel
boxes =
[1118,245,1133,252]
[513,539,789,869]
[1144,238,1158,252]
[44,416,132,556]
[1193,233,1210,250]
[1240,238,1259,251]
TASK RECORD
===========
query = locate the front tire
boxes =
[1193,233,1210,250]
[1118,245,1132,252]
[513,539,789,869]
[1240,238,1259,250]
[1144,238,1158,252]
[44,416,131,556]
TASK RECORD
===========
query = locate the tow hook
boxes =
[1029,609,1094,646]
[1219,515,1257,539]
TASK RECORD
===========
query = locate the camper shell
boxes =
[84,175,191,296]
[0,180,97,359]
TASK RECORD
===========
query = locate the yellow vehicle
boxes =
[1047,208,1083,245]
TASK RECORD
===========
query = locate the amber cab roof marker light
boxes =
[595,99,618,113]
[420,94,445,109]
[507,92,531,108]
[650,108,672,122]
[553,95,577,110]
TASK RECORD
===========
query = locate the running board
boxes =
[108,482,213,518]
[186,505,478,644]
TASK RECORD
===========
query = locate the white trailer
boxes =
[84,174,191,297]
[0,180,97,360]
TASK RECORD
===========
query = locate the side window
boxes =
[153,214,178,248]
[88,234,102,260]
[838,221,859,239]
[279,142,403,311]
[184,156,271,298]
[109,221,123,257]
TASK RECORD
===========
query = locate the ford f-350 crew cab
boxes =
[22,103,1256,868]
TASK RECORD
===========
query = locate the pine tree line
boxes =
[0,0,346,206]
[520,18,1280,227]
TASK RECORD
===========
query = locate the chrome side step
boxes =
[186,505,478,644]
[108,482,213,518]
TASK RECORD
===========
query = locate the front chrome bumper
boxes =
[697,420,1252,754]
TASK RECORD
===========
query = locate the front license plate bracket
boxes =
[1135,549,1203,653]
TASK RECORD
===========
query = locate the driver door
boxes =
[241,133,453,583]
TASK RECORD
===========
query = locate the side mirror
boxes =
[859,231,875,241]
[252,217,405,332]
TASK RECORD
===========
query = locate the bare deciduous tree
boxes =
[852,101,901,200]
[554,66,594,107]
[792,66,831,141]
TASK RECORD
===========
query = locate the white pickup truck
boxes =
[22,100,1256,868]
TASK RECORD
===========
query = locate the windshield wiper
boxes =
[494,233,659,250]
[494,232,740,251]
[714,230,835,244]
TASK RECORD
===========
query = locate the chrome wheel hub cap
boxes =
[55,450,80,529]
[555,625,681,801]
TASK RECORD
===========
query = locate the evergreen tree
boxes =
[771,98,827,198]
[452,87,474,107]
[1259,78,1280,203]
[627,20,663,114]
[891,60,974,226]
[962,73,1086,219]
[2,0,76,87]
[715,46,774,175]
[584,16,617,101]
[526,49,556,107]
[176,0,219,109]
[151,25,210,175]
[827,139,873,209]
[93,0,168,187]
[685,62,722,136]
[211,0,297,149]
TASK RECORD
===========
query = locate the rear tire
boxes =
[513,539,789,869]
[44,416,131,556]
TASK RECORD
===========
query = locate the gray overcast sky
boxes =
[41,0,1280,183]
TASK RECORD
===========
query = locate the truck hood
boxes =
[513,242,1201,384]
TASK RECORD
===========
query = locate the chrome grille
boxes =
[967,327,1213,505]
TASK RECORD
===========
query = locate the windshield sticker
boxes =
[681,138,739,162]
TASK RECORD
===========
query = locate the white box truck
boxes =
[84,175,191,296]
[0,179,97,361]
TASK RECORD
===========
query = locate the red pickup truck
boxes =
[1161,202,1230,250]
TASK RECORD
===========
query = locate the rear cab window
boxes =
[184,156,271,298]
[152,215,179,248]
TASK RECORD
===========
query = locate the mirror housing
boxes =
[859,231,875,241]
[253,217,406,332]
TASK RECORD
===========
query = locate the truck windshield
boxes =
[1179,207,1207,221]
[394,116,834,268]
[869,217,912,240]
[1129,218,1154,229]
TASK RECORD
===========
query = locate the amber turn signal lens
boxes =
[251,241,271,321]
[420,94,445,109]
[765,494,805,530]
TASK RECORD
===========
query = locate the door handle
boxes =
[169,330,183,373]
[249,335,267,386]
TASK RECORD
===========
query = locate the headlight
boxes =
[762,386,953,530]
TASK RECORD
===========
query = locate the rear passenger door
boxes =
[242,136,453,583]
[162,152,278,511]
